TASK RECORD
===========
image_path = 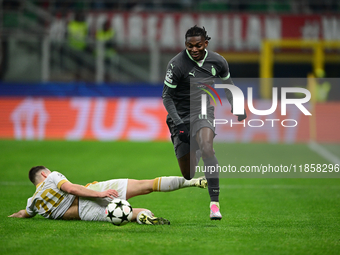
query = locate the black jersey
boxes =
[162,49,234,125]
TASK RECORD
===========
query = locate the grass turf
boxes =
[0,140,339,255]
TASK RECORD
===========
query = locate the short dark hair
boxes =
[185,25,211,41]
[29,166,47,184]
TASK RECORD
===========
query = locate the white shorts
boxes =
[79,179,128,221]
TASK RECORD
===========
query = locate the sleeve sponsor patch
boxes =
[165,69,173,83]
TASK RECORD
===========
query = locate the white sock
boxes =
[152,177,192,192]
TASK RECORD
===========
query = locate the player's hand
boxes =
[100,189,119,199]
[8,210,30,218]
[8,212,20,218]
[177,123,190,143]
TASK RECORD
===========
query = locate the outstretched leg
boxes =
[125,177,207,200]
[126,179,154,200]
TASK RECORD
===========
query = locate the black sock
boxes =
[203,156,220,202]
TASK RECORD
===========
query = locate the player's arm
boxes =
[162,61,182,126]
[8,209,33,218]
[162,62,190,143]
[162,86,182,126]
[60,181,118,199]
[162,89,189,143]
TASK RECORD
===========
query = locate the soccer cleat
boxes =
[194,176,207,189]
[138,213,170,225]
[210,202,222,220]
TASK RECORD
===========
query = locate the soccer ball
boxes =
[105,199,133,226]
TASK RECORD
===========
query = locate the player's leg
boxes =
[125,179,154,199]
[177,151,198,180]
[196,127,222,220]
[82,182,170,224]
[125,176,207,200]
[175,129,201,180]
[152,174,207,192]
[131,208,149,221]
[168,121,198,180]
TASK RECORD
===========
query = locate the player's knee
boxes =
[180,169,192,180]
[179,167,192,180]
[200,145,214,159]
[143,180,154,193]
[183,174,192,180]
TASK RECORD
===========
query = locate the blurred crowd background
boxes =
[1,0,339,84]
[3,0,340,13]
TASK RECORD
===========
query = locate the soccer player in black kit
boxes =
[162,25,246,220]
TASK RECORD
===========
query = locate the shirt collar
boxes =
[36,181,43,188]
[185,49,208,67]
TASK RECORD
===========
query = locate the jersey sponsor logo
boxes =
[165,76,173,83]
[166,69,173,78]
[189,71,195,77]
[166,69,173,83]
[211,66,216,76]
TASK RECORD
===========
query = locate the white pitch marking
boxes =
[308,141,340,164]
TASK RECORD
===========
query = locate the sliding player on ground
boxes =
[9,165,207,225]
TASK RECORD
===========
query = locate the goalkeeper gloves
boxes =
[176,123,190,143]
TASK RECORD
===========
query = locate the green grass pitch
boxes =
[0,140,339,255]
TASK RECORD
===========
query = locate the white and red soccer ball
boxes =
[105,198,133,226]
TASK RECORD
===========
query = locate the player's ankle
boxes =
[210,201,220,208]
[136,210,152,224]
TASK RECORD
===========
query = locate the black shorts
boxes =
[167,108,215,159]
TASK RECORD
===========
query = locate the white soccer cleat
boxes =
[193,176,207,189]
[210,202,222,220]
[138,212,170,225]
